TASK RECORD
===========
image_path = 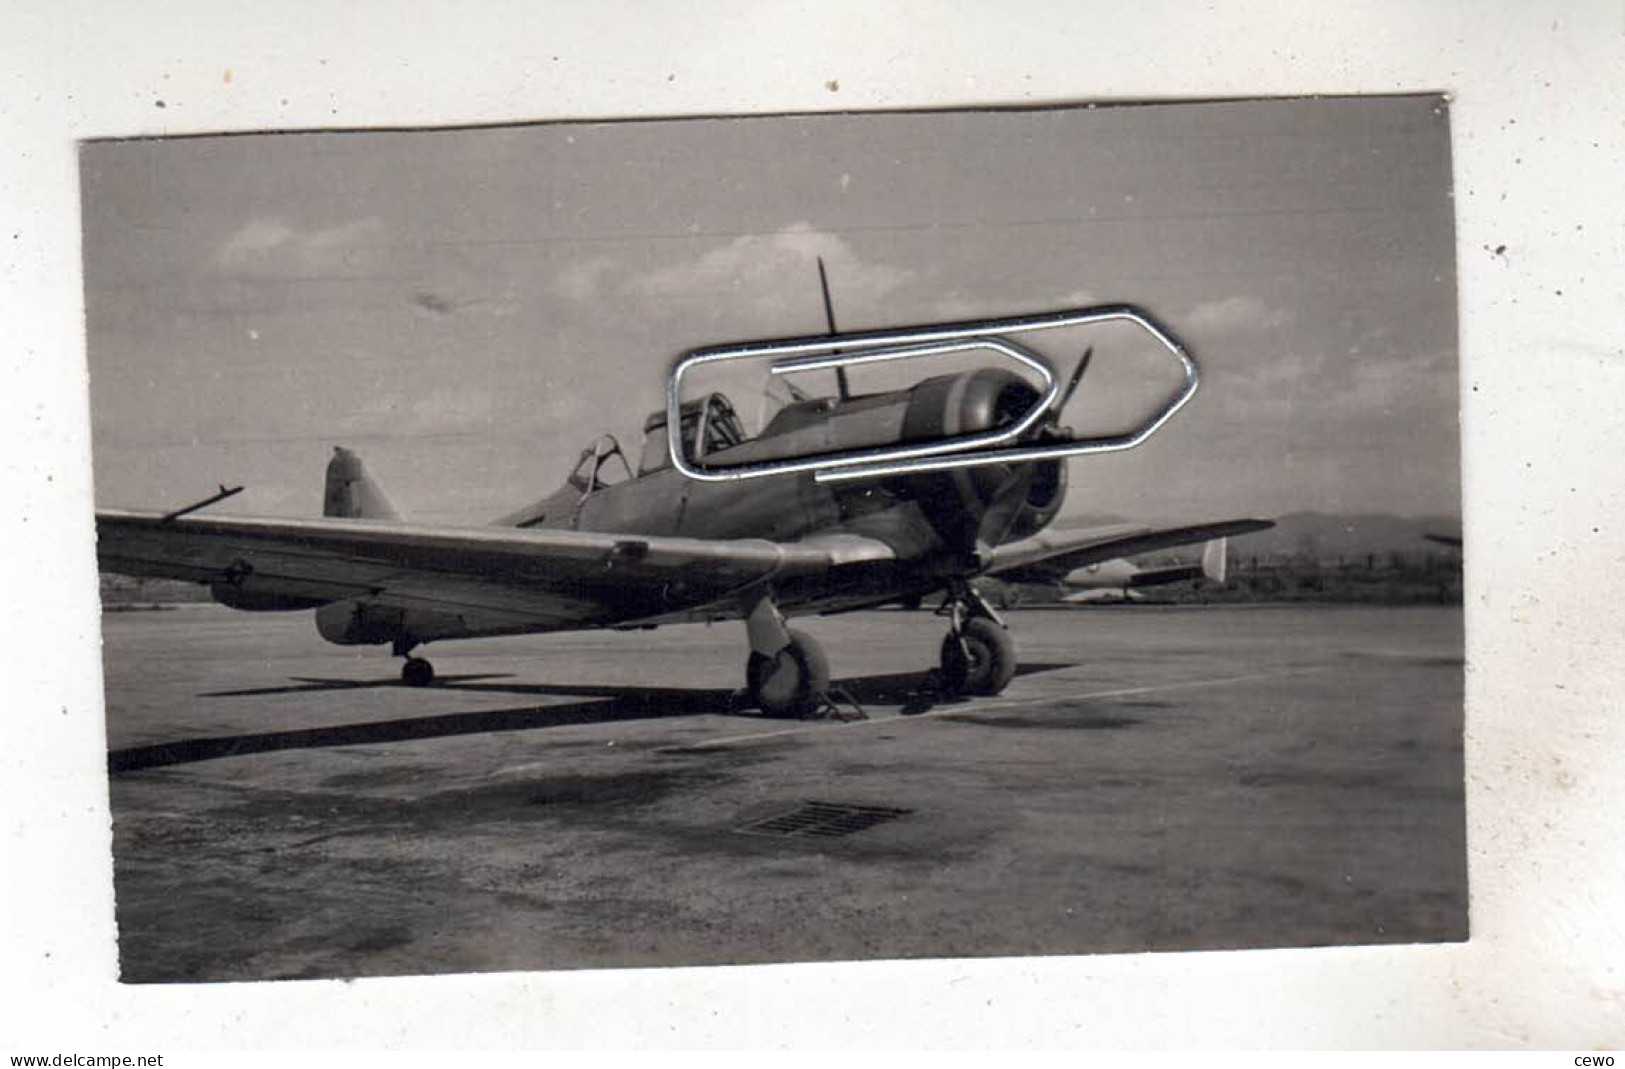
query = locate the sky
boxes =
[81,96,1461,525]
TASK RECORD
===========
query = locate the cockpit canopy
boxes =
[638,392,747,475]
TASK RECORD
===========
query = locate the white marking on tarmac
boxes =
[665,666,1330,752]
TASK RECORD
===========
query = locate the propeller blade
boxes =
[1055,346,1093,416]
[974,464,1040,554]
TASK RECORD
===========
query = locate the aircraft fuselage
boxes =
[498,366,1069,578]
[309,366,1071,660]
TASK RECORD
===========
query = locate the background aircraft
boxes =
[1052,534,1251,603]
[97,321,1274,718]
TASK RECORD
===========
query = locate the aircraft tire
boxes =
[747,628,829,718]
[401,657,435,687]
[940,617,1016,697]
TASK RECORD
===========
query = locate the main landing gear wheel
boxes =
[940,616,1016,697]
[747,628,829,719]
[401,657,435,687]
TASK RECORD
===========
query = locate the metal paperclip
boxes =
[665,303,1200,483]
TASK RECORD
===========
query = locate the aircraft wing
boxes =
[986,518,1275,584]
[96,509,896,632]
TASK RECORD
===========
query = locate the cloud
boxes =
[549,255,619,302]
[1223,346,1456,424]
[1185,295,1295,334]
[926,291,998,320]
[1339,348,1457,411]
[216,219,292,259]
[214,216,383,273]
[544,223,915,319]
[632,221,914,304]
[542,224,919,351]
[928,286,1098,321]
[1053,288,1100,308]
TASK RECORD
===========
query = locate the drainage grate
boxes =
[738,800,913,839]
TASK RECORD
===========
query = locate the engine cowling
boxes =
[1005,453,1067,541]
[895,368,1068,548]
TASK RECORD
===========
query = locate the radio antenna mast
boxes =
[817,256,851,401]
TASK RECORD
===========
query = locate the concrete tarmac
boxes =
[100,603,1466,982]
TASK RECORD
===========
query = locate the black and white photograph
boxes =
[7,0,1625,1051]
[82,95,1469,984]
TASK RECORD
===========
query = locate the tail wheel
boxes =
[747,628,829,718]
[940,617,1016,697]
[401,657,435,687]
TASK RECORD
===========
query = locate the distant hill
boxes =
[1058,511,1462,564]
[1232,512,1462,562]
[1024,510,1462,606]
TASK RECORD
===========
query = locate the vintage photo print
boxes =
[84,96,1463,982]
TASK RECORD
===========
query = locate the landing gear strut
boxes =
[394,637,435,687]
[938,582,1017,697]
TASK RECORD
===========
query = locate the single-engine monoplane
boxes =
[97,292,1273,717]
[1048,534,1243,603]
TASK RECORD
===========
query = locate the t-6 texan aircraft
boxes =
[1050,535,1238,603]
[96,298,1273,718]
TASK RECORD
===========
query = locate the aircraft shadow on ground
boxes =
[108,663,1071,774]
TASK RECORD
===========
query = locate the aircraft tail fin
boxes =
[1200,537,1228,584]
[323,446,402,521]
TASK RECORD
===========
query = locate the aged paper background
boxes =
[2,0,1622,1048]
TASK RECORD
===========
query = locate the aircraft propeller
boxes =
[973,346,1093,554]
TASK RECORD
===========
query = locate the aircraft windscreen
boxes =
[567,435,632,491]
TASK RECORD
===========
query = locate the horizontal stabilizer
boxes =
[1124,564,1203,589]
